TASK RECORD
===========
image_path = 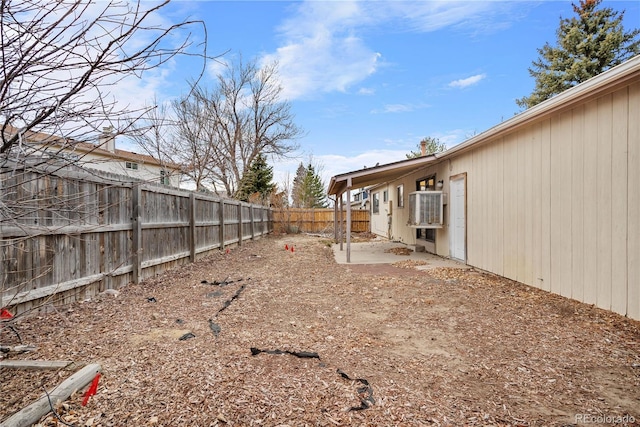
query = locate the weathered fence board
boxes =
[1,161,272,314]
[273,208,369,234]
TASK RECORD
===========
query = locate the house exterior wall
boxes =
[453,82,639,320]
[11,126,182,187]
[369,81,639,320]
[76,151,181,187]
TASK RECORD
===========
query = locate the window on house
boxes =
[383,190,388,202]
[160,170,170,185]
[372,192,380,214]
[397,185,404,208]
[126,161,139,170]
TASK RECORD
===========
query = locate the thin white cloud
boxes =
[261,1,517,100]
[261,1,381,99]
[375,1,497,32]
[381,104,413,113]
[358,87,375,95]
[448,73,487,89]
[206,57,229,80]
[370,102,429,114]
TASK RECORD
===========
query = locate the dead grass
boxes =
[1,234,639,426]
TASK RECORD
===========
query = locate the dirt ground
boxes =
[1,233,639,427]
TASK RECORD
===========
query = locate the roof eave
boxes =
[328,154,437,195]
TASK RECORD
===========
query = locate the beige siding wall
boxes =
[363,79,639,320]
[369,81,639,319]
[446,83,639,320]
[629,82,640,320]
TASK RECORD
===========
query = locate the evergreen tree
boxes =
[236,153,276,203]
[517,0,640,109]
[302,164,328,208]
[291,162,328,208]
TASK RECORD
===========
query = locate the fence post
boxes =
[270,208,274,233]
[219,199,225,250]
[237,202,243,246]
[250,205,255,240]
[131,184,142,284]
[189,193,196,262]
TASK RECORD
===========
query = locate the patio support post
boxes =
[338,193,343,251]
[333,199,338,242]
[346,177,352,263]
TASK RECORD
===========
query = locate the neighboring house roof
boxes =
[2,125,180,171]
[329,54,640,196]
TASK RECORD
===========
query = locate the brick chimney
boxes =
[420,139,427,156]
[99,126,115,152]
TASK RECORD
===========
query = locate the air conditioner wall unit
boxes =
[408,191,444,228]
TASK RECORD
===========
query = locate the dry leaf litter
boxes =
[1,234,639,427]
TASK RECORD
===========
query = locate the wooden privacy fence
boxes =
[0,160,272,314]
[273,208,369,234]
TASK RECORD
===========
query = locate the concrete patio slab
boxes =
[332,238,469,270]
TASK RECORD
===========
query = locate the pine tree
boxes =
[302,164,328,208]
[236,153,276,203]
[291,162,328,208]
[517,0,640,109]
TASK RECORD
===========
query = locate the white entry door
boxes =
[449,175,466,261]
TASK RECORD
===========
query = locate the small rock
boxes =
[179,332,196,341]
[102,289,120,297]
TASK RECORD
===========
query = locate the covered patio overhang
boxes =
[328,154,437,263]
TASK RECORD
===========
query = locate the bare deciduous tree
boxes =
[177,58,303,196]
[0,0,206,156]
[125,97,184,186]
[0,0,208,319]
[171,91,219,191]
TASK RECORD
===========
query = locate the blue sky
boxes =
[118,0,640,188]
